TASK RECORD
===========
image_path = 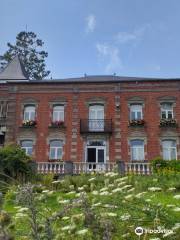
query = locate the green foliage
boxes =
[0,31,50,79]
[2,174,180,239]
[0,144,35,183]
[151,156,180,173]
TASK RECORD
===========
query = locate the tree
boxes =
[0,144,34,182]
[0,31,50,80]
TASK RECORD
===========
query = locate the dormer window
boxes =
[24,105,35,121]
[161,103,173,119]
[130,104,143,120]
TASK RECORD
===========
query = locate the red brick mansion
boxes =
[0,56,180,173]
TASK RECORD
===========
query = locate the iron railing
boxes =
[80,119,112,133]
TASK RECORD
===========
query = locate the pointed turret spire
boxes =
[0,55,28,80]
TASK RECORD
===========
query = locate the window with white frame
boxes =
[130,104,143,120]
[49,140,63,160]
[130,139,145,161]
[21,140,33,156]
[162,140,177,160]
[24,105,35,121]
[52,105,64,122]
[161,103,173,119]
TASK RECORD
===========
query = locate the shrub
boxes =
[0,144,35,184]
[151,156,180,173]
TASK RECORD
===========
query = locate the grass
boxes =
[1,173,180,240]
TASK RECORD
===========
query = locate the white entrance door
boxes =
[89,105,104,131]
[86,144,106,171]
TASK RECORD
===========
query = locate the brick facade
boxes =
[0,78,180,165]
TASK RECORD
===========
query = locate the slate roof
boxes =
[26,75,180,84]
[0,55,28,80]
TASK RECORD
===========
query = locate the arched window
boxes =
[52,105,64,122]
[130,139,144,161]
[162,140,177,160]
[21,140,33,156]
[24,105,35,121]
[130,104,143,120]
[49,140,63,160]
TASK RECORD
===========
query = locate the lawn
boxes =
[1,173,180,240]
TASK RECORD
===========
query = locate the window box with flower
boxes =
[22,120,37,127]
[49,120,66,128]
[129,119,145,127]
[159,119,178,128]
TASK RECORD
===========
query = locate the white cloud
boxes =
[116,24,151,43]
[96,43,122,73]
[86,14,96,33]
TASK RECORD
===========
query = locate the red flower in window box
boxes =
[129,119,145,127]
[159,119,178,127]
[51,120,65,127]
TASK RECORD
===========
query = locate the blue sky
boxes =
[1,0,180,78]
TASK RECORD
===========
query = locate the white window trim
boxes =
[162,140,177,160]
[130,104,143,120]
[52,105,64,122]
[24,105,36,121]
[161,103,174,119]
[49,140,63,160]
[130,140,145,161]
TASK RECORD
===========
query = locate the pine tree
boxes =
[0,31,50,80]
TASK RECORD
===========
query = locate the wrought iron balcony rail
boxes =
[80,119,112,133]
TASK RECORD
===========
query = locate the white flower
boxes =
[149,238,161,240]
[100,187,108,192]
[61,225,75,231]
[101,212,117,217]
[173,207,180,212]
[18,207,29,212]
[124,194,133,200]
[100,191,110,196]
[120,213,131,221]
[148,187,162,192]
[135,192,147,198]
[127,188,135,193]
[167,187,176,192]
[88,177,96,182]
[172,223,180,230]
[42,190,49,193]
[52,180,61,184]
[117,181,126,187]
[173,194,180,200]
[78,187,84,191]
[166,204,175,208]
[15,213,27,218]
[121,185,132,190]
[66,191,76,195]
[47,191,54,195]
[62,216,70,220]
[59,199,70,204]
[76,229,88,235]
[104,204,118,209]
[92,202,102,207]
[92,190,99,195]
[163,230,174,238]
[112,188,122,193]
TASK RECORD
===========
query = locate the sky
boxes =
[1,0,180,79]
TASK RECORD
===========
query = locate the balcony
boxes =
[80,119,112,134]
